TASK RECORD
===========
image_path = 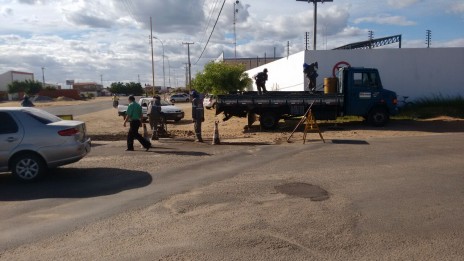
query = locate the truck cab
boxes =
[340,67,398,126]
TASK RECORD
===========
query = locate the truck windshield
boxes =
[353,72,379,88]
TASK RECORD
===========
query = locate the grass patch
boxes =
[398,94,464,119]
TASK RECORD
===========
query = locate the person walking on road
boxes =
[147,95,162,140]
[191,91,204,142]
[123,95,151,151]
[253,68,268,95]
[112,94,119,108]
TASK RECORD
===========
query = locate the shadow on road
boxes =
[331,139,369,145]
[150,150,211,156]
[0,167,152,201]
[284,118,464,134]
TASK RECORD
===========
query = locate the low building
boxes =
[72,82,103,97]
[0,70,35,100]
[223,57,282,71]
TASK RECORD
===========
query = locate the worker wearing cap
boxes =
[191,92,204,142]
[253,68,268,95]
[303,62,318,93]
[148,96,162,140]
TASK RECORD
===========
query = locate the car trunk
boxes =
[48,120,88,142]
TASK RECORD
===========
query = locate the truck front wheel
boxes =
[368,107,389,127]
[260,112,279,130]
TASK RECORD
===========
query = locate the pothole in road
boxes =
[275,182,329,201]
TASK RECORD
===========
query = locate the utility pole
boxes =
[368,30,374,49]
[287,41,290,58]
[426,30,432,48]
[41,67,45,87]
[182,42,194,91]
[138,74,140,83]
[305,32,310,50]
[184,63,189,90]
[100,74,103,86]
[233,0,240,58]
[153,36,165,90]
[296,0,333,50]
[149,17,155,94]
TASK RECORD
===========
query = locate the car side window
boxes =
[0,112,19,134]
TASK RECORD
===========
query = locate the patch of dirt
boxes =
[62,100,464,144]
[275,182,330,201]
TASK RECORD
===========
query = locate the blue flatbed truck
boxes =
[216,67,399,130]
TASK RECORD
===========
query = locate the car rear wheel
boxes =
[170,99,175,103]
[185,98,190,102]
[11,153,46,182]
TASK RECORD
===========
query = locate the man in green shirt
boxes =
[123,96,151,151]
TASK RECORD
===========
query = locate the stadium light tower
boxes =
[234,0,239,58]
[296,0,333,50]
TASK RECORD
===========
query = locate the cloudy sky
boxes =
[0,0,463,88]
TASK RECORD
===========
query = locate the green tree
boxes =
[7,80,43,95]
[126,82,144,96]
[109,82,144,96]
[192,62,252,95]
[109,82,125,94]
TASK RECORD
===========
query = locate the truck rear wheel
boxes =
[260,112,279,130]
[368,107,389,127]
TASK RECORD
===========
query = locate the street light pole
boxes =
[233,0,239,58]
[163,55,171,89]
[296,0,333,50]
[41,67,45,87]
[153,36,165,91]
[150,17,155,94]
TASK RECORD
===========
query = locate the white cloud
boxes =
[1,7,13,16]
[387,0,421,9]
[449,3,464,14]
[0,0,462,88]
[354,15,416,26]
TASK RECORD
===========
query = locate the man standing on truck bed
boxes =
[123,95,152,151]
[253,68,268,95]
[303,62,318,93]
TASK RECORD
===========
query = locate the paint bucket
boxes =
[324,77,338,94]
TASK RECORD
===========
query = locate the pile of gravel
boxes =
[31,96,54,102]
[56,96,75,101]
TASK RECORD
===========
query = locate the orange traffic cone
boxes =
[212,120,220,145]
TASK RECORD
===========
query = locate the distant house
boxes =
[72,82,103,97]
[144,85,162,94]
[0,70,34,100]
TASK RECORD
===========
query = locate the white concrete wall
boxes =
[246,48,464,99]
[246,51,305,92]
[305,48,464,99]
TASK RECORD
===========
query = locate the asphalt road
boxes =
[40,99,113,116]
[39,96,192,117]
[1,133,463,259]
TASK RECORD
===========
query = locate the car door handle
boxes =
[6,137,18,142]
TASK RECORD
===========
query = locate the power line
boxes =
[199,0,221,46]
[195,0,226,64]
